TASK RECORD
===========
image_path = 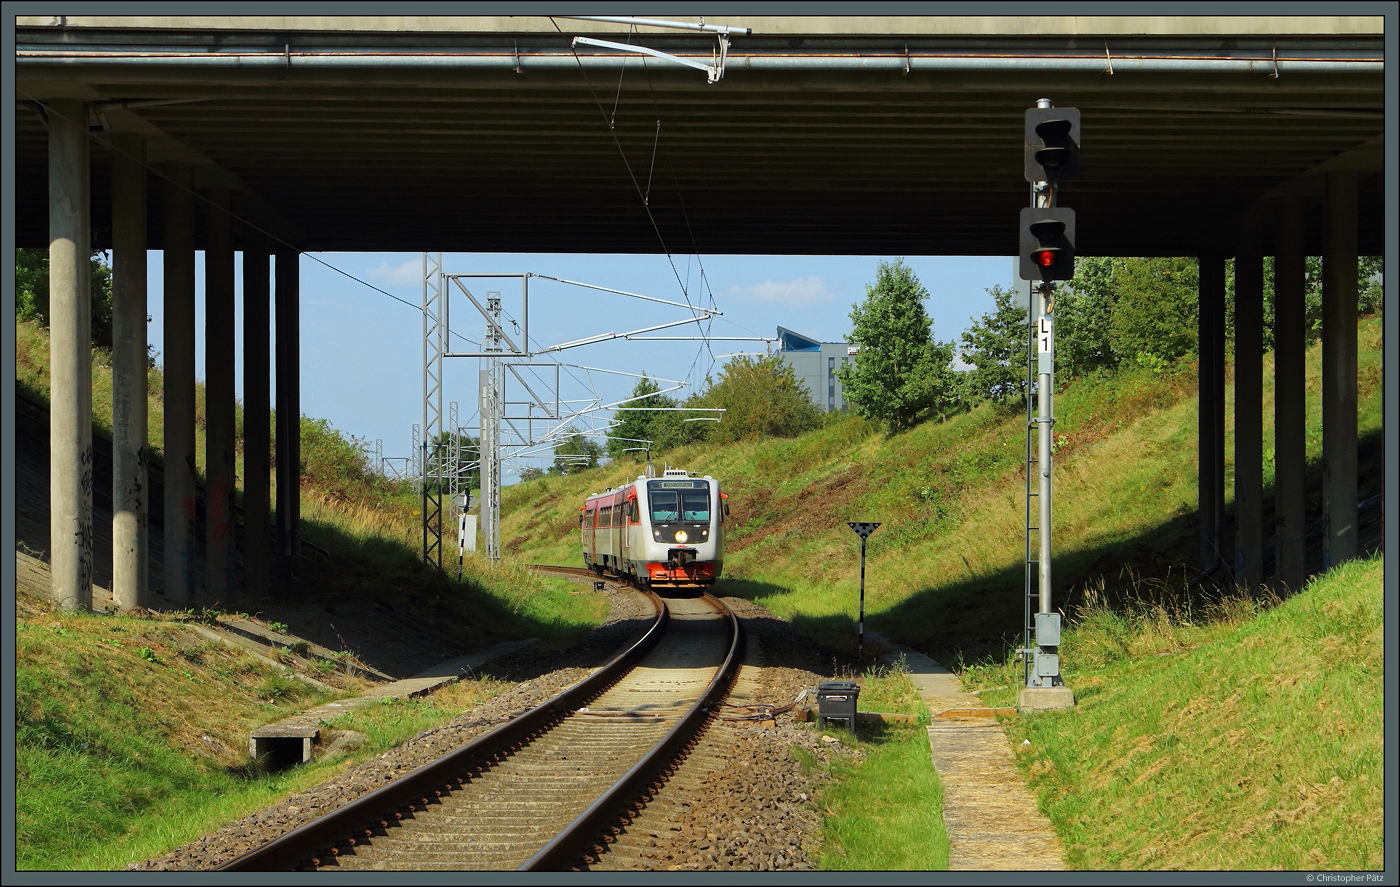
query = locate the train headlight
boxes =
[674,530,688,543]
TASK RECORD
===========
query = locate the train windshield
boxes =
[646,481,710,523]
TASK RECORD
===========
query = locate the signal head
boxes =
[1019,206,1076,282]
[1024,106,1081,183]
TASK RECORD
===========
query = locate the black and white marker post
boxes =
[847,522,881,660]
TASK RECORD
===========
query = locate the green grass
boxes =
[801,658,942,870]
[966,552,1384,871]
[814,726,948,871]
[317,678,509,766]
[15,606,330,870]
[12,596,511,871]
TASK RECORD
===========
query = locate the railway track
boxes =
[219,587,743,871]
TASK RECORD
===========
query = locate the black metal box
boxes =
[816,681,860,726]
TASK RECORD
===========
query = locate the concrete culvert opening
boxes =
[249,726,319,773]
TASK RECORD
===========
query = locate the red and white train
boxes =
[581,469,727,588]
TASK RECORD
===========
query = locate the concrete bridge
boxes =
[9,12,1388,611]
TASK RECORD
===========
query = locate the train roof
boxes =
[584,472,718,503]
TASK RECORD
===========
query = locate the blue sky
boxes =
[143,250,1016,481]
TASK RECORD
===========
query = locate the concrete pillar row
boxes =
[204,187,238,603]
[162,165,198,607]
[1272,196,1307,592]
[243,227,272,599]
[109,132,149,610]
[1321,171,1359,569]
[1196,252,1227,575]
[1232,220,1265,593]
[47,98,93,612]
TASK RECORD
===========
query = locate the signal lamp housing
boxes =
[1024,106,1081,183]
[1019,207,1076,282]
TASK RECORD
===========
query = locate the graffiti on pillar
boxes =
[134,446,148,531]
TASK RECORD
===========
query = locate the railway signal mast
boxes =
[1017,99,1078,711]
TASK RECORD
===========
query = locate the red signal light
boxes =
[1019,207,1076,282]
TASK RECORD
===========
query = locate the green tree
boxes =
[1056,255,1120,378]
[1108,257,1200,370]
[14,247,115,351]
[959,284,1029,408]
[606,374,677,459]
[692,354,822,445]
[838,259,959,433]
[1289,254,1383,345]
[551,426,603,475]
[649,389,716,452]
[1055,253,1383,380]
[1355,255,1384,316]
[1055,256,1199,375]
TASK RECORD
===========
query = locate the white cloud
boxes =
[364,258,422,290]
[724,275,833,307]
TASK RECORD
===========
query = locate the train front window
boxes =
[649,492,680,523]
[647,482,710,523]
[680,491,709,522]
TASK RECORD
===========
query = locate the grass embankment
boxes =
[14,586,511,870]
[13,316,607,870]
[966,552,1384,870]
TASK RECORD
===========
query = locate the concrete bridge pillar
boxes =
[274,249,301,574]
[204,187,237,603]
[1196,252,1227,576]
[243,227,272,599]
[110,132,149,610]
[1272,196,1307,593]
[1321,171,1358,569]
[162,164,198,606]
[47,98,93,612]
[1233,220,1264,593]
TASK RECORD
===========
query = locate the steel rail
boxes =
[217,590,668,872]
